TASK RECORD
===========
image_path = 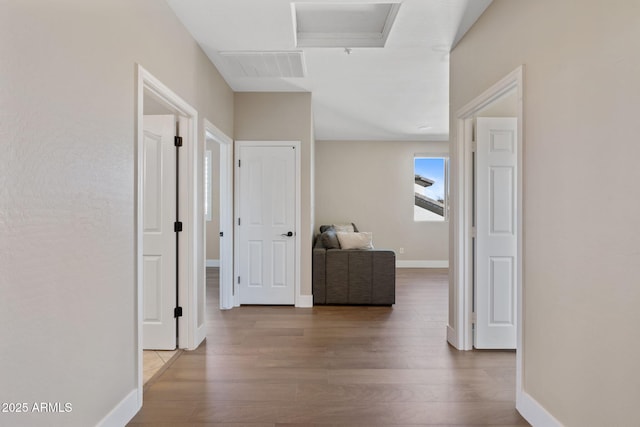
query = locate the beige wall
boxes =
[316,141,449,262]
[0,1,233,425]
[234,92,315,296]
[450,0,640,425]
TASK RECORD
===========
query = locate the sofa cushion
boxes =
[320,229,341,249]
[336,231,374,250]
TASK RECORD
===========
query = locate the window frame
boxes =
[413,154,449,222]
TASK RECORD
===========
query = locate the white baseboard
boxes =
[517,390,564,427]
[296,294,313,308]
[97,389,139,427]
[206,259,220,268]
[446,325,461,349]
[396,260,448,268]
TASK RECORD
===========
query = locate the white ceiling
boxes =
[166,0,493,141]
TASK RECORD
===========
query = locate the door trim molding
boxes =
[204,119,234,310]
[233,141,302,307]
[450,64,524,408]
[135,64,201,407]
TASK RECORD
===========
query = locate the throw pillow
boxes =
[319,223,359,233]
[332,223,355,233]
[336,232,374,250]
[320,229,341,249]
[319,225,333,233]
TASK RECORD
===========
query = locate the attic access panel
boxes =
[293,2,401,48]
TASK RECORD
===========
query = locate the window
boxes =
[414,156,448,222]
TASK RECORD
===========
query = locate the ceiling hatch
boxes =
[293,2,401,48]
[219,51,306,78]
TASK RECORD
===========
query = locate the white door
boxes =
[236,144,296,305]
[142,114,177,349]
[474,117,518,349]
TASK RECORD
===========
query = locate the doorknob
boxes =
[281,231,294,237]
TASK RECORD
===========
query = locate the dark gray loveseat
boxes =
[312,225,395,305]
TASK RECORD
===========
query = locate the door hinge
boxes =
[174,136,183,147]
[471,312,477,323]
[237,276,240,284]
[238,159,241,167]
[174,306,183,318]
[471,227,476,238]
[174,221,183,232]
[219,231,224,237]
[472,140,477,152]
[238,218,241,226]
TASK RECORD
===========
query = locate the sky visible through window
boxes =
[415,157,444,202]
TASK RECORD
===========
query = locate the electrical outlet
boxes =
[399,247,405,254]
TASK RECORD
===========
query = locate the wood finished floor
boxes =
[129,268,529,426]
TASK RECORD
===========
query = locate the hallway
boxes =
[129,268,528,426]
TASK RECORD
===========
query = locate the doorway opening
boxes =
[204,120,234,310]
[450,65,524,404]
[135,65,203,402]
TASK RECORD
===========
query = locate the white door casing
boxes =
[474,117,518,349]
[236,144,296,305]
[142,114,176,350]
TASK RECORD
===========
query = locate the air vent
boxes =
[219,51,306,78]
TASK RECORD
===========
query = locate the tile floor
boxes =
[143,349,180,384]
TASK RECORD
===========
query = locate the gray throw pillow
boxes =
[319,225,333,234]
[320,229,341,249]
[319,223,359,234]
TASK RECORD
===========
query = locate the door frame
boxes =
[135,65,203,402]
[450,65,524,393]
[233,141,302,307]
[204,119,234,310]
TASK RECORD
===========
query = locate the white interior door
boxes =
[142,114,177,350]
[475,117,518,349]
[237,144,296,305]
